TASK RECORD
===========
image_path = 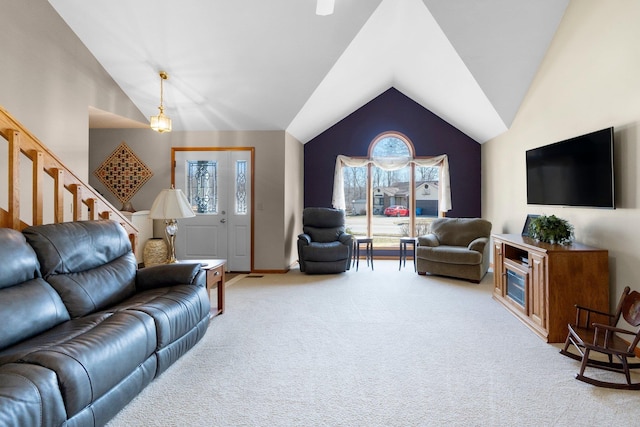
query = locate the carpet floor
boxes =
[107,261,640,426]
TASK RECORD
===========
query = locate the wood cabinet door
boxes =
[493,240,504,298]
[529,252,547,329]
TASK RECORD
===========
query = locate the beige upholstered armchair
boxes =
[416,217,492,283]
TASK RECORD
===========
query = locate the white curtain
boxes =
[332,154,451,213]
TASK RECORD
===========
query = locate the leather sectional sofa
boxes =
[0,220,210,427]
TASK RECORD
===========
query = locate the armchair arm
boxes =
[592,323,637,337]
[298,233,311,245]
[136,263,204,291]
[573,304,615,328]
[468,237,489,253]
[417,234,439,247]
[338,232,353,246]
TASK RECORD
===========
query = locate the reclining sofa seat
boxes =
[297,207,353,274]
[0,220,210,427]
[416,217,492,283]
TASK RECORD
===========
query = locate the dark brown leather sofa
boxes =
[0,220,210,427]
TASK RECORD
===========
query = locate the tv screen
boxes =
[526,127,615,209]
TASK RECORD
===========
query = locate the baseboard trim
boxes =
[251,269,290,274]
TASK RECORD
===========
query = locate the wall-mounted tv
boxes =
[526,127,615,209]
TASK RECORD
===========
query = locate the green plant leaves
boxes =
[528,214,574,244]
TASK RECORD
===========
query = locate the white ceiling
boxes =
[49,0,569,143]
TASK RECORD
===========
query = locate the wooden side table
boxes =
[399,237,417,271]
[353,237,374,271]
[180,259,226,319]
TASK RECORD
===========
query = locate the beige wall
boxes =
[284,132,305,268]
[89,129,303,271]
[0,0,145,180]
[483,0,640,301]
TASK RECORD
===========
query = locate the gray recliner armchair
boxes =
[416,217,492,283]
[298,207,353,274]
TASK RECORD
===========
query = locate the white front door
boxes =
[173,149,252,272]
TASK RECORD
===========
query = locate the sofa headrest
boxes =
[302,208,346,243]
[22,220,137,318]
[0,278,70,350]
[0,228,41,289]
[430,218,492,247]
[303,208,345,228]
[22,220,132,277]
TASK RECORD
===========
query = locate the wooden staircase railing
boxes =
[0,105,138,252]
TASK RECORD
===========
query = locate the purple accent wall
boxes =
[304,88,481,217]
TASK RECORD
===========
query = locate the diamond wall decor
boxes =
[94,142,153,205]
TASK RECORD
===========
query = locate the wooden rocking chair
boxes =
[560,286,640,389]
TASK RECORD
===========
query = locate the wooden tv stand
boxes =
[492,234,609,343]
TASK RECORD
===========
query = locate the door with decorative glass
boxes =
[173,148,252,272]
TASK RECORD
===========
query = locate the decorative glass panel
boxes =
[371,136,411,158]
[187,160,217,214]
[235,160,247,215]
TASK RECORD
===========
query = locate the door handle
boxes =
[220,218,227,224]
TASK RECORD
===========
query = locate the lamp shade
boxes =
[149,111,172,133]
[149,188,195,220]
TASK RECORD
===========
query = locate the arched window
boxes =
[333,132,451,247]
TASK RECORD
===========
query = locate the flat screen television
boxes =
[526,127,615,209]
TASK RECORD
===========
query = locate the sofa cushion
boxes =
[15,310,156,419]
[0,363,67,427]
[0,228,70,351]
[47,255,137,318]
[417,245,483,265]
[303,207,345,228]
[302,241,350,262]
[23,221,138,318]
[0,278,70,351]
[109,285,210,350]
[0,312,110,365]
[430,218,492,247]
[23,220,132,276]
[0,228,41,288]
[304,227,344,243]
[302,207,346,243]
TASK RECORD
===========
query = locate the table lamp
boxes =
[148,187,195,263]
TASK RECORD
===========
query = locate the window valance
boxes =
[332,154,451,213]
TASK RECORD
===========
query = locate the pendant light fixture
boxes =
[316,0,334,16]
[150,71,172,133]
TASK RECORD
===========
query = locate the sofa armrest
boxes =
[298,233,311,245]
[136,263,204,291]
[468,237,489,253]
[418,234,440,247]
[338,233,353,246]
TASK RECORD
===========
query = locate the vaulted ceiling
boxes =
[49,0,569,143]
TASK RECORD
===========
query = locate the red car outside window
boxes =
[384,205,409,217]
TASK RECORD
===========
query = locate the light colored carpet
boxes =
[108,261,639,426]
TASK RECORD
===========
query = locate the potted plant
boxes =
[528,214,574,245]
